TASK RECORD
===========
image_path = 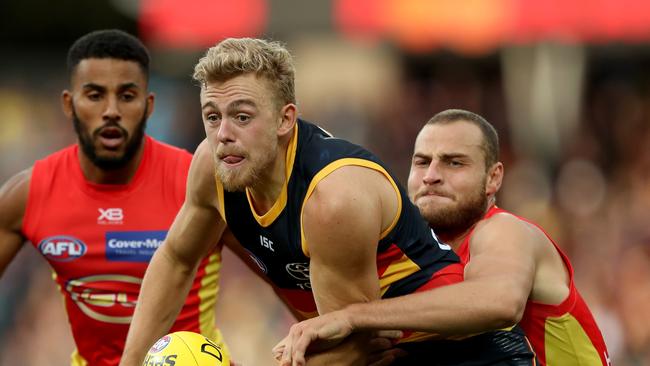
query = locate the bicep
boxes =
[0,169,30,275]
[464,216,536,303]
[303,167,382,314]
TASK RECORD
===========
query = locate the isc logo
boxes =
[38,236,87,262]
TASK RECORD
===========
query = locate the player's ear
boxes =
[277,103,297,138]
[486,162,503,197]
[145,92,155,120]
[61,90,73,119]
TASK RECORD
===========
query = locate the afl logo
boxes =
[38,236,87,262]
[149,335,171,353]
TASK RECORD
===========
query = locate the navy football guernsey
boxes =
[216,119,536,365]
[217,119,459,318]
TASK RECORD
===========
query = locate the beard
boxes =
[216,132,279,192]
[417,178,489,237]
[72,105,147,170]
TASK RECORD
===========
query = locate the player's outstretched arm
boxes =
[0,169,30,277]
[279,165,397,366]
[120,140,226,366]
[275,213,537,364]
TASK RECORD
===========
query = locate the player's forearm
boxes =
[120,247,197,366]
[347,279,525,335]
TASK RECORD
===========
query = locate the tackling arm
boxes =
[120,140,226,366]
[276,213,538,364]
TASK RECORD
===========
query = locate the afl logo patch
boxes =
[38,236,87,262]
[149,335,171,353]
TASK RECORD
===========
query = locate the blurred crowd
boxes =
[1,40,649,365]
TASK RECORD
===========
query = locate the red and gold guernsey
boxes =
[22,136,224,366]
[458,206,610,366]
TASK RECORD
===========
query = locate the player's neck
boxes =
[437,227,474,252]
[247,140,290,215]
[77,142,145,185]
[436,202,496,250]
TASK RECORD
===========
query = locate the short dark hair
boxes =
[427,109,499,168]
[67,29,150,78]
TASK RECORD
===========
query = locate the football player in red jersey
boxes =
[0,29,228,366]
[274,109,610,366]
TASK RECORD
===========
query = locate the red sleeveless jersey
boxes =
[457,206,610,365]
[22,136,224,366]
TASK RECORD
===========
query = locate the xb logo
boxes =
[98,208,124,224]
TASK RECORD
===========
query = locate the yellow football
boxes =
[143,331,230,366]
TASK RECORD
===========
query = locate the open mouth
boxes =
[220,155,245,166]
[97,127,125,150]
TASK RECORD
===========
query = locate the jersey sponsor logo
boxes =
[287,262,312,289]
[149,335,172,353]
[65,274,141,324]
[98,208,124,225]
[38,236,87,262]
[105,230,167,262]
[246,250,268,274]
[431,229,452,250]
[286,262,310,281]
[259,235,275,252]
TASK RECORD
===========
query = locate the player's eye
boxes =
[87,93,102,101]
[206,113,221,124]
[235,114,251,124]
[120,93,136,101]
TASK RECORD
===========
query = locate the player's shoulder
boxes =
[0,167,32,216]
[479,209,532,232]
[474,209,550,250]
[1,167,33,191]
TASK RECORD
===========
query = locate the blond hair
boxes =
[193,38,296,107]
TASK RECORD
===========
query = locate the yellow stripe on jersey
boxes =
[215,176,226,224]
[71,349,88,366]
[379,253,421,296]
[300,158,402,257]
[56,270,89,366]
[198,251,221,338]
[545,313,602,365]
[245,123,299,227]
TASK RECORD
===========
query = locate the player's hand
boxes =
[366,333,408,366]
[273,309,355,366]
[272,310,404,366]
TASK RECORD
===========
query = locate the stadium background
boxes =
[1,0,649,364]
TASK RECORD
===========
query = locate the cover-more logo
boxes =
[98,208,124,225]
